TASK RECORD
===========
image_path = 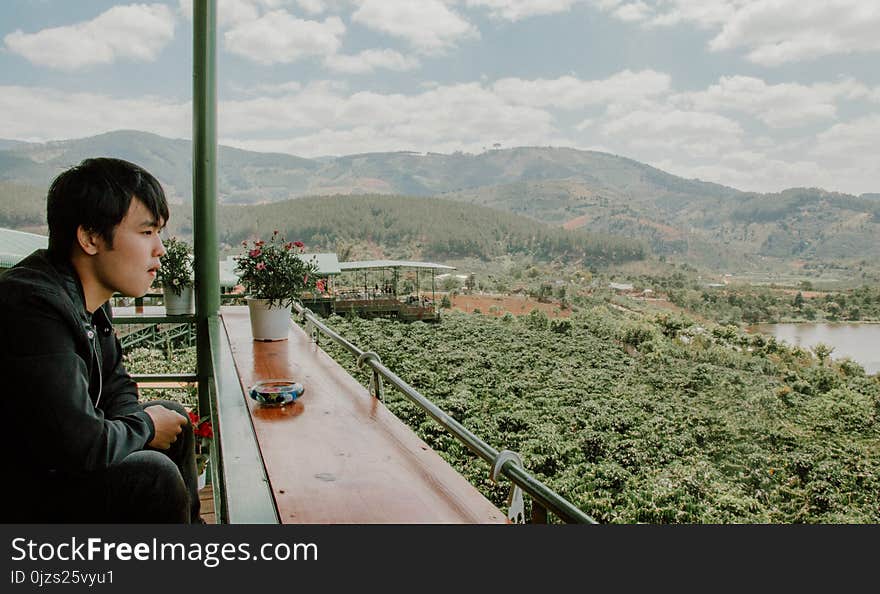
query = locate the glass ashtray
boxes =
[248,379,304,406]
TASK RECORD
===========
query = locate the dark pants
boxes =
[44,400,201,523]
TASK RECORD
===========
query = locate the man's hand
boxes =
[145,405,188,450]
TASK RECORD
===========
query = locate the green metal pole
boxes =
[193,0,218,413]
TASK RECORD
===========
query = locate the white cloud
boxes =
[4,3,176,70]
[324,49,420,73]
[493,69,671,108]
[613,1,652,22]
[466,0,583,21]
[229,81,304,96]
[0,85,190,142]
[602,108,743,158]
[217,79,561,155]
[596,0,880,65]
[813,114,880,160]
[599,103,879,193]
[178,0,291,27]
[220,80,348,133]
[592,0,740,28]
[711,1,880,65]
[352,0,478,52]
[654,155,833,193]
[806,116,880,193]
[224,11,345,64]
[296,0,328,14]
[218,74,880,192]
[645,0,740,28]
[678,75,870,128]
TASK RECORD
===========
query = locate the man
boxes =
[0,157,201,523]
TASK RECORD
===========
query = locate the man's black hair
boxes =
[47,157,170,258]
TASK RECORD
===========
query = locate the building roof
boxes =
[609,282,634,291]
[219,257,240,288]
[302,253,341,275]
[338,259,456,272]
[0,228,49,268]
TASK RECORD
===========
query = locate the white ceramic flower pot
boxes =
[246,298,292,341]
[164,286,194,315]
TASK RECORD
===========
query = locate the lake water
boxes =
[750,323,880,375]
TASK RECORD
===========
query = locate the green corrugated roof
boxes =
[0,228,48,268]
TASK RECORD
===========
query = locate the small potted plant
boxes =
[234,230,318,341]
[156,236,194,315]
[188,411,213,489]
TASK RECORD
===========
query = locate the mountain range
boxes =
[1,130,877,271]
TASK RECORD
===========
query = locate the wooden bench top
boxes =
[220,306,507,524]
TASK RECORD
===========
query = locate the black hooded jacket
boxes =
[0,249,155,511]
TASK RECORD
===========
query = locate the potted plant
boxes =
[234,230,318,341]
[156,236,194,315]
[188,411,213,490]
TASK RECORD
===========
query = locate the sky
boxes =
[1,0,878,195]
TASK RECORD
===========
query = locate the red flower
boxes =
[249,248,262,258]
[256,262,266,271]
[293,241,304,248]
[195,421,213,439]
[188,411,199,425]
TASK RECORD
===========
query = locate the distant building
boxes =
[609,282,634,292]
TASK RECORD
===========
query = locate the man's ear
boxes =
[76,225,101,255]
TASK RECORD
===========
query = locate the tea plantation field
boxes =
[316,307,880,523]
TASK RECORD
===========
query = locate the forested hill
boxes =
[0,181,45,232]
[0,130,735,207]
[0,131,318,205]
[2,130,876,271]
[210,194,646,265]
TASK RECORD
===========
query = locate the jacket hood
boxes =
[11,249,113,331]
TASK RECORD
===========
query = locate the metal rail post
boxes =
[193,0,219,417]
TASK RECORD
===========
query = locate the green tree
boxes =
[812,342,834,364]
[465,274,476,292]
[825,302,841,321]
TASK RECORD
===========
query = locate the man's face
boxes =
[92,198,166,298]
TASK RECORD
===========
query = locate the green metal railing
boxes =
[294,302,597,524]
[206,315,278,523]
[115,309,277,524]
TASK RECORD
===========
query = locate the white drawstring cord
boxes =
[88,325,103,408]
